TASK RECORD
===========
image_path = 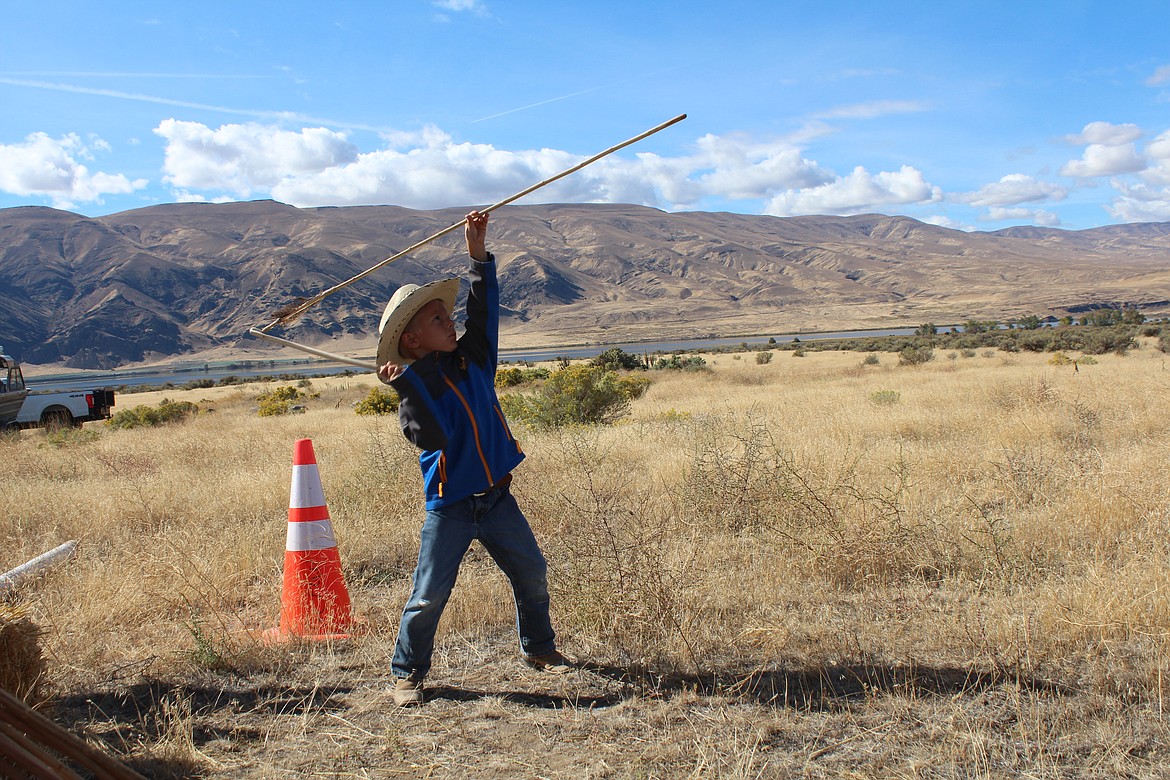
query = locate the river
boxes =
[26,327,919,394]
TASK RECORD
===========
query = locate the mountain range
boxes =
[2,199,1169,369]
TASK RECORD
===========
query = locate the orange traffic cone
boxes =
[267,438,353,641]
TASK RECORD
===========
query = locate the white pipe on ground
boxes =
[0,541,78,593]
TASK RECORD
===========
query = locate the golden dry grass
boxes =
[3,343,1170,778]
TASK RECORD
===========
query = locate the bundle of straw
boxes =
[0,604,44,703]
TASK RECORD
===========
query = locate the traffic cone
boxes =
[266,438,353,642]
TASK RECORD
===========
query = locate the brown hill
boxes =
[1,200,1168,369]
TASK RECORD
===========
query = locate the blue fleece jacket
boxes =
[388,254,524,509]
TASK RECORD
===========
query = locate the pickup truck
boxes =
[1,353,116,432]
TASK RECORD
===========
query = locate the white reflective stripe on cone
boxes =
[286,519,338,552]
[289,463,327,508]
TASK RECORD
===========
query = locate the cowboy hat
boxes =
[376,278,462,369]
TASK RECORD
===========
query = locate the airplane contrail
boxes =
[0,77,386,133]
[471,86,605,123]
[0,71,277,79]
[471,65,690,124]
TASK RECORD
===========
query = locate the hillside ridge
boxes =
[2,200,1168,368]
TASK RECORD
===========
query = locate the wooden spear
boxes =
[248,113,687,365]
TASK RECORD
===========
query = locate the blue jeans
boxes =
[392,484,556,680]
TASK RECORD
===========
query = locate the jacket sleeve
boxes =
[389,370,448,451]
[460,252,499,370]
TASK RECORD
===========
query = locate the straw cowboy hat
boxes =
[376,278,462,368]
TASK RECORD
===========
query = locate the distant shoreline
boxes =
[20,324,930,382]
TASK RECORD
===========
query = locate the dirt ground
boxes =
[47,622,1169,780]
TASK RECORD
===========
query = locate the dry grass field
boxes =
[4,342,1170,778]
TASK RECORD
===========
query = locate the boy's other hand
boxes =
[379,361,406,383]
[465,210,489,262]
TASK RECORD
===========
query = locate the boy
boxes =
[377,211,570,707]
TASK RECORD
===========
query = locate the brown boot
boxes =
[391,677,424,706]
[524,650,574,675]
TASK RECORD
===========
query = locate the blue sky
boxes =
[1,1,1168,231]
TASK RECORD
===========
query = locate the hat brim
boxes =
[375,278,461,373]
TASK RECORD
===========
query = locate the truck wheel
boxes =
[42,409,73,431]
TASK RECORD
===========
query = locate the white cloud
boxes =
[270,139,702,211]
[1060,142,1145,177]
[763,165,941,216]
[1059,121,1146,178]
[1065,121,1141,146]
[148,120,951,219]
[1148,130,1170,159]
[0,132,146,207]
[1106,181,1170,223]
[690,133,833,199]
[154,120,358,197]
[589,153,704,209]
[151,121,814,212]
[922,215,976,232]
[1142,130,1170,186]
[1095,129,1170,221]
[434,0,486,9]
[1146,65,1170,87]
[814,100,929,120]
[274,142,577,209]
[961,174,1067,207]
[983,206,1061,226]
[431,0,489,19]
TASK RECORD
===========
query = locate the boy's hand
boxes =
[465,210,489,262]
[379,361,406,383]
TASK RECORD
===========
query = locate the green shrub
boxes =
[591,347,644,372]
[496,367,524,387]
[1018,331,1052,352]
[862,353,880,366]
[495,366,551,388]
[1081,330,1136,355]
[107,398,200,429]
[354,387,399,416]
[500,364,644,428]
[616,373,651,401]
[869,390,901,406]
[652,354,708,371]
[755,351,773,364]
[898,346,934,366]
[257,386,305,417]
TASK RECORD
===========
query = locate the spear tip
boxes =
[270,297,309,324]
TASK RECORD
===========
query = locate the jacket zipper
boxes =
[493,403,522,454]
[442,375,494,488]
